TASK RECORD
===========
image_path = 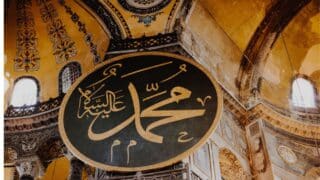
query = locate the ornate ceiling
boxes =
[5,0,109,104]
[4,0,320,178]
[5,0,319,111]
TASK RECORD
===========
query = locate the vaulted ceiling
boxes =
[4,0,320,141]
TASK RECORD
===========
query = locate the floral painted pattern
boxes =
[37,0,77,64]
[14,0,40,72]
[59,0,101,64]
[53,39,77,63]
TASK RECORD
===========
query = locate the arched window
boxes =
[291,77,317,108]
[59,62,81,94]
[10,77,39,107]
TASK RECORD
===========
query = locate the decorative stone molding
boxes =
[5,95,63,118]
[222,86,320,140]
[107,32,178,53]
[253,103,320,139]
[277,145,298,164]
[262,99,320,124]
[222,89,247,127]
[5,126,59,158]
[5,114,58,133]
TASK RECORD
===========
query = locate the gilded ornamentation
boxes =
[53,38,77,62]
[39,2,58,22]
[37,0,77,64]
[219,148,250,180]
[5,147,18,164]
[47,20,67,41]
[15,0,40,72]
[305,167,320,179]
[59,0,102,64]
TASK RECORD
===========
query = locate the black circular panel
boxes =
[59,52,222,171]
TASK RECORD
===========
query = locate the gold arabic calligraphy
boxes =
[75,61,208,144]
[77,85,126,119]
[79,83,205,144]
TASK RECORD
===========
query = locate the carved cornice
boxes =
[222,86,320,140]
[261,99,320,124]
[5,97,61,133]
[264,122,320,147]
[5,95,63,118]
[221,88,247,127]
[253,104,320,139]
[5,113,58,133]
[107,32,178,54]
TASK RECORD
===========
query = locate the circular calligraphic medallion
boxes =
[59,52,223,171]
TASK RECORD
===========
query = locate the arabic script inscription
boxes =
[60,53,220,170]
